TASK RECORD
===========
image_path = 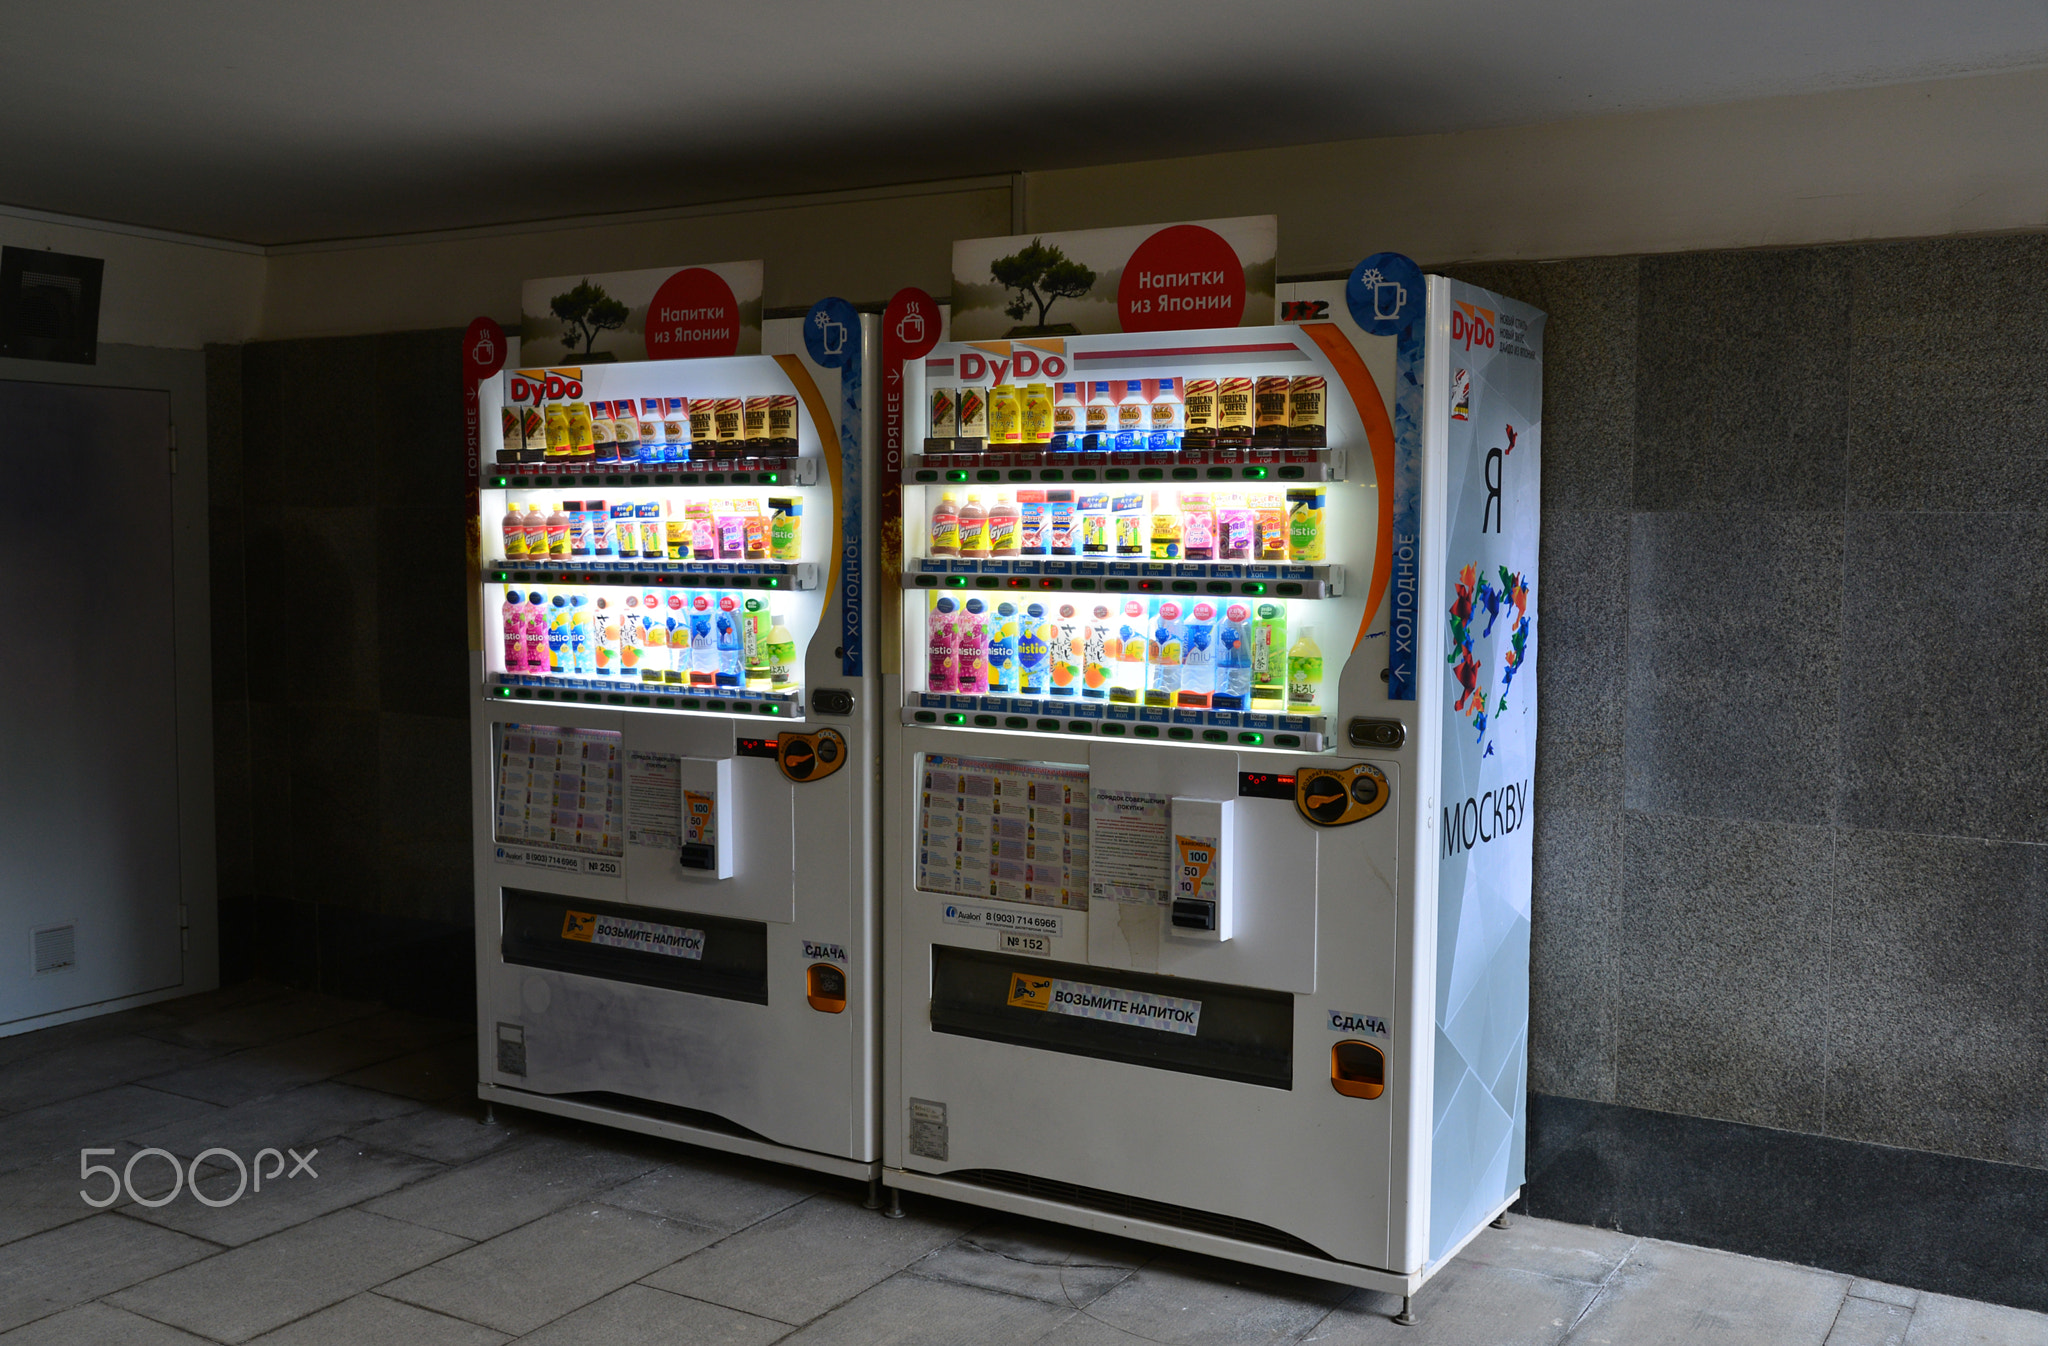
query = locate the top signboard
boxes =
[950,217,1276,342]
[519,260,763,364]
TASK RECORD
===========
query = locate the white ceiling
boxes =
[9,0,2048,246]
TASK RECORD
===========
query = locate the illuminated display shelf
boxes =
[905,448,1344,485]
[900,690,1327,750]
[485,457,820,489]
[491,674,804,717]
[487,561,819,590]
[903,559,1341,599]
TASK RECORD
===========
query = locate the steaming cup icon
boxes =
[1374,280,1405,321]
[895,310,926,344]
[813,311,849,356]
[472,331,497,364]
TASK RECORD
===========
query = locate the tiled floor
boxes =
[3,984,2045,1345]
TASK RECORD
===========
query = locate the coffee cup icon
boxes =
[895,310,926,344]
[1374,281,1406,321]
[813,311,848,356]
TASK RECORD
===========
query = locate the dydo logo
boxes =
[1450,302,1496,354]
[956,346,1067,386]
[542,369,584,401]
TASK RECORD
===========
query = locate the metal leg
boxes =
[1393,1294,1418,1326]
[864,1178,882,1211]
[884,1186,905,1219]
[1492,1212,1511,1229]
[483,1103,497,1126]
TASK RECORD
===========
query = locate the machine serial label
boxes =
[495,845,620,878]
[999,933,1052,958]
[561,910,705,960]
[1329,1010,1390,1036]
[941,903,1063,938]
[1006,974,1201,1036]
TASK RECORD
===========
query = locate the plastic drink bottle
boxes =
[987,494,1020,557]
[957,492,989,561]
[956,599,989,694]
[547,595,571,673]
[1288,624,1324,713]
[1084,604,1114,698]
[519,592,546,673]
[569,595,594,674]
[1049,603,1082,697]
[742,598,771,689]
[588,500,612,558]
[987,602,1020,693]
[927,595,959,693]
[1149,600,1183,703]
[1112,493,1146,556]
[593,597,619,676]
[1215,603,1252,708]
[502,504,527,560]
[1084,381,1115,448]
[524,505,547,558]
[1115,379,1147,451]
[929,491,960,557]
[1179,600,1216,707]
[1112,599,1147,702]
[546,502,571,559]
[766,614,797,690]
[690,593,718,686]
[612,503,639,560]
[666,591,691,680]
[1252,602,1288,709]
[501,589,526,670]
[621,595,646,675]
[1287,487,1326,561]
[566,502,590,558]
[637,501,664,562]
[715,593,743,687]
[1016,603,1050,695]
[1149,376,1182,451]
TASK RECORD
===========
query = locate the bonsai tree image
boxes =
[991,239,1095,334]
[550,280,630,358]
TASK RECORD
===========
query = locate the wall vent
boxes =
[0,247,104,364]
[32,923,76,975]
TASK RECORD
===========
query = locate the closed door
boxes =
[0,381,181,1025]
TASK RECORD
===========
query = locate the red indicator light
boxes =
[1040,578,1056,588]
[1278,775,1295,785]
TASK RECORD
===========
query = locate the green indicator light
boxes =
[492,477,508,487]
[1275,733,1301,747]
[1202,729,1227,742]
[947,576,968,587]
[1004,717,1028,729]
[1168,726,1194,740]
[914,710,937,723]
[766,578,780,588]
[1238,732,1264,745]
[1243,582,1265,594]
[764,473,779,483]
[974,714,997,727]
[946,470,969,482]
[945,713,967,725]
[1134,725,1159,738]
[496,687,509,696]
[1244,467,1266,479]
[766,704,781,715]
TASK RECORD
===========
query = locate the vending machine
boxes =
[471,311,882,1182]
[881,266,1544,1307]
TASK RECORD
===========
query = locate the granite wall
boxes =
[207,330,475,1017]
[1448,234,2048,1176]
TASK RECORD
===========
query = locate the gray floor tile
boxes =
[518,1283,788,1346]
[361,1132,663,1240]
[0,1016,163,1075]
[1904,1292,2048,1344]
[380,1202,717,1335]
[1033,1319,1166,1345]
[778,1272,1073,1346]
[0,1214,218,1333]
[127,1081,424,1158]
[1568,1241,1847,1346]
[334,1039,475,1101]
[1075,1256,1350,1346]
[1305,1257,1596,1344]
[126,1140,443,1246]
[104,1207,469,1344]
[0,1087,219,1173]
[138,992,381,1052]
[244,1292,507,1345]
[642,1193,973,1324]
[598,1153,822,1234]
[347,1102,521,1165]
[1459,1216,1637,1285]
[1850,1280,1921,1309]
[1616,813,1832,1131]
[1827,1296,1913,1346]
[0,1300,217,1345]
[141,1010,465,1108]
[1623,510,1844,826]
[908,1219,1145,1308]
[0,1037,215,1115]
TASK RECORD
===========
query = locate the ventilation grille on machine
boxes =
[0,247,104,364]
[32,923,76,975]
[946,1169,1337,1262]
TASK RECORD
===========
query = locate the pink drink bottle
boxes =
[521,592,548,673]
[927,595,959,693]
[501,589,526,673]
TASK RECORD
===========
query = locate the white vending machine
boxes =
[881,266,1544,1309]
[471,312,883,1182]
